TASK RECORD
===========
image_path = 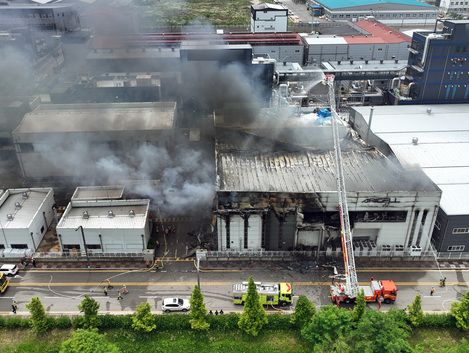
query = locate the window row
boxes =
[452,227,469,234]
[447,245,465,251]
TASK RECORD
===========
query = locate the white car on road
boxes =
[0,264,19,277]
[162,297,190,313]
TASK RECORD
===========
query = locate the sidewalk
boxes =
[14,258,469,271]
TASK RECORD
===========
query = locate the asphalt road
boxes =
[1,262,467,315]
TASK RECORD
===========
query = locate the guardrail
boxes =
[205,250,469,260]
[32,251,144,259]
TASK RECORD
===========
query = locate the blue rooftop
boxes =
[315,0,434,9]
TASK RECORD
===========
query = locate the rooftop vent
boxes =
[6,214,13,221]
[129,209,135,217]
[426,107,432,114]
[14,202,22,210]
[22,192,28,199]
[82,210,89,219]
[412,137,418,145]
[108,210,115,218]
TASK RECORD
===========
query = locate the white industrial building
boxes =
[0,188,55,251]
[215,139,441,256]
[350,104,469,253]
[311,0,438,25]
[12,102,176,180]
[439,0,469,15]
[302,19,411,65]
[56,199,150,253]
[251,3,289,33]
[71,186,124,201]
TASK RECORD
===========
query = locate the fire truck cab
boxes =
[331,279,397,304]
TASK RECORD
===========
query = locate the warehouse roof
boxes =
[344,20,411,44]
[57,199,149,230]
[315,0,433,9]
[71,186,124,201]
[352,105,469,215]
[216,147,437,193]
[252,3,287,11]
[14,102,176,134]
[0,188,53,229]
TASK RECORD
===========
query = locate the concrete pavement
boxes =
[0,262,467,315]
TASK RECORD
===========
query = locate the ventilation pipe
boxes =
[366,106,375,144]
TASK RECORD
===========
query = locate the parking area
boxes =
[277,0,312,23]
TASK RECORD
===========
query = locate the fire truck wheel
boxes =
[344,298,351,304]
[384,298,391,304]
[281,301,287,307]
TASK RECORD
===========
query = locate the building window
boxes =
[295,50,300,53]
[0,244,5,250]
[18,143,34,153]
[435,219,441,230]
[448,245,465,251]
[452,227,469,234]
[86,244,101,249]
[11,244,28,249]
[244,218,248,249]
[63,244,81,252]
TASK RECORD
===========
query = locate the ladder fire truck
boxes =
[325,75,398,305]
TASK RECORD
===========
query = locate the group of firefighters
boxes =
[103,279,129,300]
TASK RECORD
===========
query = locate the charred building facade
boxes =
[215,137,441,256]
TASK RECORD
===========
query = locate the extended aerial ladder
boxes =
[326,75,398,304]
[325,74,360,299]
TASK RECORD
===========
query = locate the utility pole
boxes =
[75,226,90,268]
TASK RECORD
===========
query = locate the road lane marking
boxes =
[8,281,469,287]
[0,297,15,299]
[423,296,442,298]
[21,268,469,274]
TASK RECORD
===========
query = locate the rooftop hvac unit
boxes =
[22,192,28,199]
[15,202,22,210]
[412,137,418,145]
[129,209,135,217]
[108,210,115,218]
[6,214,13,221]
[82,210,89,219]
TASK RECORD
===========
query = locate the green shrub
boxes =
[407,294,424,327]
[1,316,30,329]
[26,297,50,335]
[154,314,191,331]
[132,303,157,334]
[268,314,293,330]
[420,313,456,328]
[97,314,132,330]
[291,295,316,329]
[207,313,240,331]
[51,316,73,329]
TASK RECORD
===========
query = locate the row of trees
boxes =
[21,281,469,353]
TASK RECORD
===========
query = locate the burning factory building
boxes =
[214,129,441,257]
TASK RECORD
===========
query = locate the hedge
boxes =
[418,313,456,328]
[0,312,457,331]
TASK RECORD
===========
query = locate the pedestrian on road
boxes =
[215,310,219,316]
[31,258,36,268]
[117,290,123,301]
[219,309,224,315]
[106,279,113,290]
[11,300,18,314]
[103,287,108,296]
[441,277,446,287]
[121,285,128,294]
[430,287,435,296]
[377,297,382,311]
[209,310,213,315]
